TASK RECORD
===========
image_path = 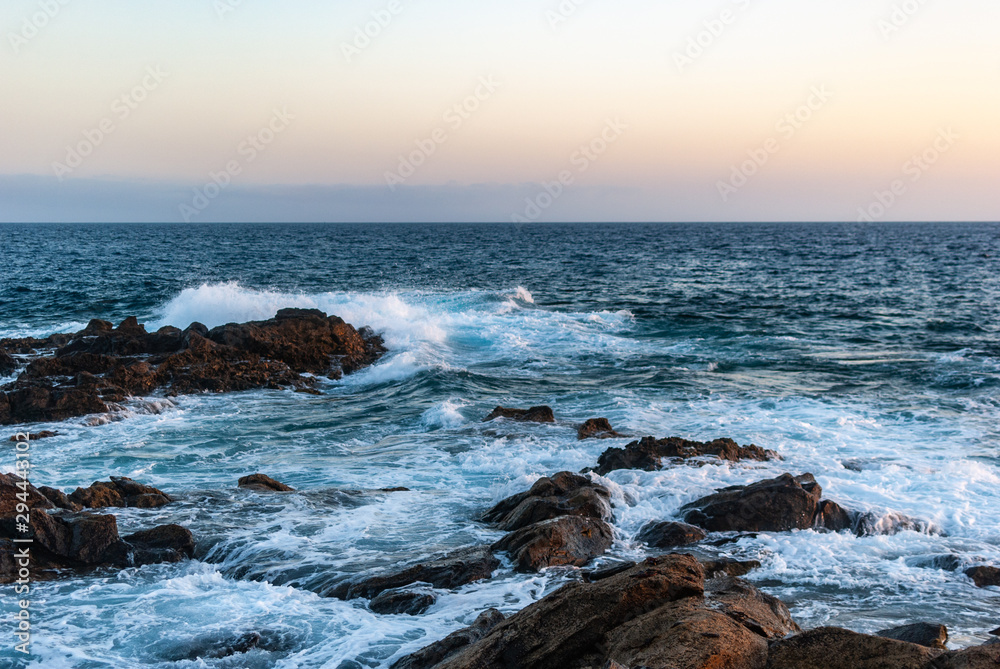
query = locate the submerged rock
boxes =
[493,515,614,572]
[877,623,949,650]
[7,430,59,441]
[391,609,505,669]
[482,406,555,423]
[238,473,295,492]
[635,520,707,549]
[0,310,386,426]
[482,471,612,532]
[595,435,777,475]
[681,473,849,533]
[328,546,499,600]
[69,476,173,509]
[577,418,623,440]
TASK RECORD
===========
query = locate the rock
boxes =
[853,511,936,537]
[123,524,196,564]
[0,310,386,426]
[8,430,59,441]
[391,609,505,669]
[682,473,830,533]
[766,627,943,669]
[991,627,1000,636]
[482,471,612,531]
[0,349,16,376]
[370,589,437,616]
[328,546,499,600]
[493,516,614,572]
[577,418,623,440]
[917,555,963,572]
[483,406,555,423]
[431,555,706,669]
[581,561,637,582]
[928,644,1000,668]
[815,500,853,531]
[701,558,763,578]
[707,575,799,639]
[37,486,82,511]
[965,566,1000,588]
[238,473,295,492]
[0,472,54,516]
[595,436,777,475]
[877,623,949,650]
[635,520,707,548]
[69,477,172,509]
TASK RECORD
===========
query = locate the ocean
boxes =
[1,222,999,667]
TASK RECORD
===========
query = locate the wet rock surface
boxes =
[577,417,623,440]
[483,406,555,423]
[69,476,173,509]
[965,566,1000,588]
[238,473,295,492]
[595,435,777,475]
[635,520,707,548]
[493,515,615,572]
[482,471,612,532]
[392,609,505,669]
[878,623,950,650]
[0,310,386,426]
[766,627,943,669]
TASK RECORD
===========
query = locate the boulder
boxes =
[370,589,437,616]
[482,471,612,531]
[577,418,623,440]
[878,623,949,650]
[682,473,842,533]
[635,520,707,548]
[492,516,614,572]
[391,609,505,669]
[965,566,1000,588]
[928,644,1000,668]
[69,477,172,509]
[766,627,943,669]
[815,500,854,532]
[595,436,776,475]
[0,349,16,376]
[707,576,800,639]
[483,406,555,423]
[37,486,82,511]
[328,546,499,600]
[238,473,295,492]
[701,558,763,579]
[123,524,196,564]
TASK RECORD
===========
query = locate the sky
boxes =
[1,0,998,223]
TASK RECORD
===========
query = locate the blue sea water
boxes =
[1,222,999,667]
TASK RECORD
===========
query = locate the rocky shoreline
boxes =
[2,316,998,667]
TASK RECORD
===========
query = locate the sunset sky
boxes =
[1,0,998,222]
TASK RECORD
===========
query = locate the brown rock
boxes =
[483,406,555,423]
[123,524,196,564]
[238,473,295,492]
[391,609,505,669]
[816,499,854,531]
[596,436,777,475]
[0,349,16,376]
[37,486,82,511]
[69,477,172,509]
[682,473,825,533]
[635,520,707,548]
[707,576,800,639]
[965,566,1000,588]
[700,558,763,579]
[328,546,499,600]
[766,627,943,669]
[493,516,614,572]
[878,623,949,650]
[0,472,54,516]
[482,471,612,531]
[369,589,437,616]
[928,644,1000,668]
[577,418,623,440]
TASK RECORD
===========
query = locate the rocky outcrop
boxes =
[370,589,437,616]
[577,418,623,440]
[635,520,707,548]
[238,474,295,492]
[328,546,499,601]
[493,516,614,572]
[681,473,849,533]
[0,310,386,426]
[767,627,943,669]
[392,609,505,669]
[928,643,1000,667]
[0,349,16,376]
[482,471,612,531]
[483,406,555,423]
[69,477,173,509]
[595,436,777,475]
[965,566,1000,588]
[878,623,949,650]
[403,555,798,669]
